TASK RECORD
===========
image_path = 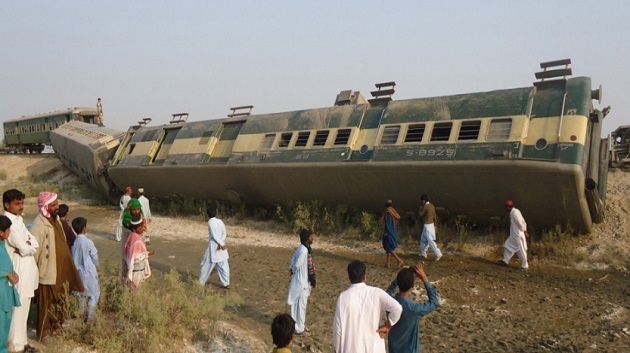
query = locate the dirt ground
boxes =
[0,155,628,352]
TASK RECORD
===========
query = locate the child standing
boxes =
[0,215,20,353]
[71,217,100,321]
[124,215,152,289]
[271,314,295,353]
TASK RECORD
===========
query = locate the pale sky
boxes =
[1,1,628,137]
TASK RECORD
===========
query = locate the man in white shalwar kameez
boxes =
[287,229,315,335]
[115,186,132,242]
[500,200,529,270]
[3,189,39,353]
[137,188,152,244]
[199,206,230,288]
[333,260,403,353]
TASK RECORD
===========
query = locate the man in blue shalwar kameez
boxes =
[385,263,440,353]
[382,200,404,269]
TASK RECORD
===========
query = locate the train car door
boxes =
[205,121,244,162]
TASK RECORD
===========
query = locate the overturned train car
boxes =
[51,60,610,232]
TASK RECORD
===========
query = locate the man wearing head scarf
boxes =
[287,229,315,336]
[115,186,132,242]
[382,200,404,269]
[30,192,83,341]
[500,200,529,271]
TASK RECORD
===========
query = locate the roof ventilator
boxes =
[533,58,572,88]
[368,81,396,106]
[334,90,366,106]
[170,113,189,124]
[228,105,254,118]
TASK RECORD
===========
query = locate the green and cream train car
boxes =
[3,107,99,153]
[52,60,611,232]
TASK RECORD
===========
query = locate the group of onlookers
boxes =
[0,182,529,353]
[272,194,529,352]
[0,185,159,353]
[0,189,90,353]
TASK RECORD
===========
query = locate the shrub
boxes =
[55,265,241,353]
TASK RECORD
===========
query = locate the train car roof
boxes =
[4,107,98,124]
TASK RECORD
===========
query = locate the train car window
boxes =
[405,124,425,143]
[313,130,329,146]
[381,125,401,145]
[334,129,351,146]
[458,120,481,141]
[295,131,311,147]
[199,130,214,145]
[261,133,276,150]
[487,118,512,141]
[430,122,452,142]
[279,132,293,148]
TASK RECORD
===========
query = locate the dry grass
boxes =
[47,264,242,353]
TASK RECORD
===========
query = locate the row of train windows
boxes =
[380,118,512,145]
[261,128,352,150]
[259,118,513,150]
[5,121,63,135]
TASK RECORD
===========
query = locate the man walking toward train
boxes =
[418,195,442,261]
[499,200,529,270]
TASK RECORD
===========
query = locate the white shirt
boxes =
[207,217,229,263]
[332,282,403,353]
[120,194,131,211]
[3,211,39,297]
[505,208,527,252]
[138,195,151,218]
[287,244,310,305]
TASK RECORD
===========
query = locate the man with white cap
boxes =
[137,187,152,244]
[115,186,132,242]
[499,200,529,271]
[30,192,83,340]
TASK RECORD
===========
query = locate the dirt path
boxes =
[1,155,629,352]
[41,202,627,353]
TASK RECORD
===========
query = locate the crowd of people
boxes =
[273,195,530,353]
[0,185,158,353]
[0,182,530,353]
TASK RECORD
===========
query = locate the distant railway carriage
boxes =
[3,107,99,153]
[51,59,611,232]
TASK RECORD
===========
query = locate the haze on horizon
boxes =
[1,1,628,137]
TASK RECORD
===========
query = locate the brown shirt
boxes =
[419,202,437,224]
[50,218,84,292]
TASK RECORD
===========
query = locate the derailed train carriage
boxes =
[51,59,611,232]
[3,107,100,153]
